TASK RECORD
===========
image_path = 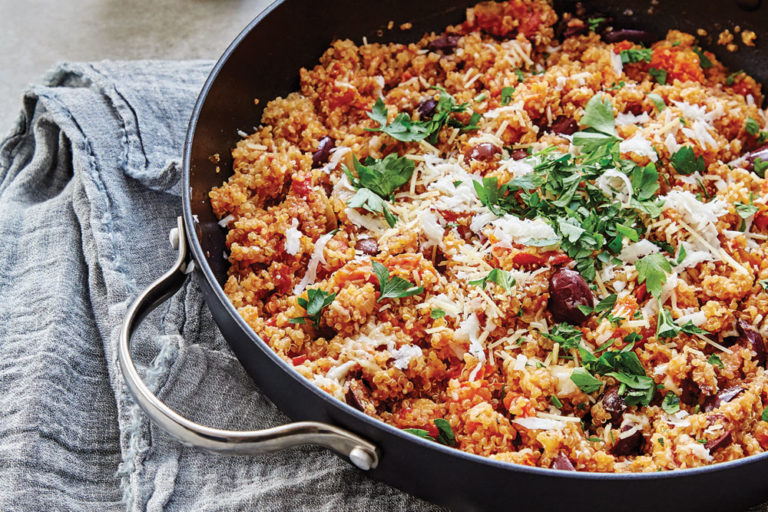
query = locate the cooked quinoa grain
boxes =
[210,0,768,472]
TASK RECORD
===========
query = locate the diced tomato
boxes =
[635,282,647,302]
[756,430,768,450]
[266,317,277,327]
[290,175,312,198]
[292,355,307,366]
[273,263,293,294]
[513,252,544,266]
[754,211,768,232]
[649,46,704,83]
[613,41,634,54]
[546,253,572,266]
[425,422,440,439]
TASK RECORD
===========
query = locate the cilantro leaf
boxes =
[648,93,666,112]
[708,354,724,369]
[693,47,713,69]
[290,289,336,328]
[580,94,618,136]
[620,48,652,64]
[431,308,446,319]
[635,253,672,298]
[649,67,667,85]
[746,117,761,136]
[468,268,516,292]
[403,428,435,441]
[501,86,515,106]
[434,418,456,446]
[570,367,602,394]
[372,261,424,302]
[670,146,705,175]
[662,392,680,414]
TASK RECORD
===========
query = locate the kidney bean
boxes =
[312,136,335,168]
[737,319,766,367]
[603,29,656,44]
[705,430,733,452]
[553,452,576,471]
[548,268,594,324]
[464,143,501,163]
[511,148,529,160]
[612,424,644,456]
[550,116,579,136]
[679,378,701,407]
[428,34,461,54]
[602,386,628,424]
[744,144,768,176]
[416,98,437,120]
[703,386,744,412]
[354,238,379,256]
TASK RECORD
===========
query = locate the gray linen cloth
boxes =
[0,61,441,512]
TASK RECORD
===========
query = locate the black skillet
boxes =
[117,1,768,510]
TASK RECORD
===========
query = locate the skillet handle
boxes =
[117,217,379,471]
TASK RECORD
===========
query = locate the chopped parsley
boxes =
[289,289,336,328]
[726,70,743,86]
[366,89,479,143]
[570,367,603,394]
[515,69,526,81]
[474,92,488,102]
[587,17,606,31]
[759,279,768,292]
[403,419,455,446]
[669,146,705,175]
[578,293,617,317]
[345,154,415,227]
[620,48,652,64]
[657,307,711,339]
[735,194,758,219]
[501,86,515,106]
[662,392,680,414]
[468,268,516,292]
[762,408,768,422]
[647,93,666,112]
[430,308,446,319]
[746,117,761,136]
[372,261,424,302]
[635,253,672,298]
[649,67,667,85]
[542,323,583,350]
[580,94,618,137]
[550,395,564,408]
[708,354,724,369]
[403,428,433,440]
[579,344,654,406]
[692,47,713,69]
[754,157,768,178]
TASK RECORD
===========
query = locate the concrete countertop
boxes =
[0,0,272,133]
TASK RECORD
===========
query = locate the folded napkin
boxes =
[0,61,441,512]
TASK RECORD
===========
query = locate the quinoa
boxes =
[210,0,768,472]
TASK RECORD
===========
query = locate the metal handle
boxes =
[117,217,379,470]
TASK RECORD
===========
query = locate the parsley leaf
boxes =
[580,94,618,136]
[656,307,679,338]
[631,162,661,201]
[472,177,504,216]
[587,17,606,31]
[762,408,768,422]
[501,86,515,106]
[468,268,516,292]
[434,418,456,446]
[692,47,713,69]
[746,117,761,136]
[620,48,652,64]
[290,289,336,328]
[647,93,666,112]
[676,243,687,264]
[372,261,424,302]
[347,188,398,227]
[754,157,768,178]
[550,395,564,408]
[635,253,672,298]
[759,279,768,292]
[649,67,667,85]
[662,392,680,414]
[735,200,758,219]
[670,146,705,175]
[726,70,743,86]
[570,367,602,393]
[542,323,583,350]
[708,354,724,368]
[344,154,415,227]
[431,308,446,319]
[403,428,434,441]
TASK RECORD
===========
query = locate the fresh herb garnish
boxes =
[708,354,724,369]
[289,289,336,328]
[649,67,667,85]
[735,194,758,221]
[434,418,456,446]
[580,94,618,137]
[726,70,743,86]
[372,261,424,302]
[468,268,516,292]
[515,69,525,81]
[403,428,434,441]
[579,344,654,406]
[676,243,687,264]
[692,47,713,69]
[620,48,652,64]
[501,86,515,106]
[754,157,768,178]
[587,17,606,31]
[746,117,761,136]
[570,367,603,394]
[662,392,680,414]
[648,93,666,111]
[578,293,617,317]
[550,395,564,408]
[656,307,679,338]
[542,323,583,350]
[759,279,768,292]
[762,408,768,422]
[431,308,446,319]
[635,253,672,298]
[345,154,415,227]
[670,146,705,175]
[367,90,479,143]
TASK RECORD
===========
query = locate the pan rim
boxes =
[181,0,768,481]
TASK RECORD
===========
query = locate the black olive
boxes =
[311,136,335,168]
[603,29,656,44]
[601,386,628,424]
[548,268,594,324]
[704,430,733,452]
[550,116,579,136]
[703,386,744,412]
[354,238,379,256]
[612,424,644,456]
[511,149,529,160]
